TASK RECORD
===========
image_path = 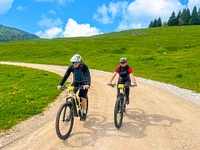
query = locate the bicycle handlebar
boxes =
[61,85,90,91]
[107,83,137,88]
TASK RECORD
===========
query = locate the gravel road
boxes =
[0,62,200,150]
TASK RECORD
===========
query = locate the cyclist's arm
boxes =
[130,72,136,83]
[109,71,117,83]
[84,65,91,86]
[128,67,136,84]
[59,66,73,86]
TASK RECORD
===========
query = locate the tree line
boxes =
[149,6,200,28]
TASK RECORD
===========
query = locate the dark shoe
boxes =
[126,98,130,105]
[80,113,87,121]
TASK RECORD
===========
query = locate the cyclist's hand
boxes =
[83,85,90,89]
[57,85,62,90]
[131,82,137,86]
[107,82,112,86]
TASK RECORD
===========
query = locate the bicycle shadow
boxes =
[63,114,109,148]
[63,109,181,148]
[120,108,181,138]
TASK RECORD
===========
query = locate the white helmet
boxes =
[70,54,82,62]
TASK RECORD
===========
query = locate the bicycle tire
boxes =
[55,102,74,139]
[114,98,123,129]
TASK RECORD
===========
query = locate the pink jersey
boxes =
[115,66,133,73]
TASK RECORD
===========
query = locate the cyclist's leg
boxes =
[124,78,131,104]
[79,88,88,120]
[79,90,88,110]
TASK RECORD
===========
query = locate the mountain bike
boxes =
[55,85,89,139]
[108,83,137,129]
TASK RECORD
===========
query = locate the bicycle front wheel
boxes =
[114,98,123,129]
[55,102,74,139]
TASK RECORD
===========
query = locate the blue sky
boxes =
[0,0,200,38]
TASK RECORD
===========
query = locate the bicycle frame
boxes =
[65,86,82,117]
[117,84,126,112]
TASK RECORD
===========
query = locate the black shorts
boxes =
[71,82,88,98]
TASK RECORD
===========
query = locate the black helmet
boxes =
[120,57,127,63]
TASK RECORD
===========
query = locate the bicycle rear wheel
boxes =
[114,98,123,129]
[55,102,74,139]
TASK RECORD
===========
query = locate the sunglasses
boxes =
[72,62,79,64]
[121,62,126,64]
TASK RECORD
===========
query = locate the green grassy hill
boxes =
[0,26,199,93]
[0,24,39,42]
[0,65,61,130]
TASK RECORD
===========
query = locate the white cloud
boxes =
[117,21,142,31]
[109,1,128,18]
[16,6,27,11]
[35,27,63,38]
[37,18,63,28]
[93,2,128,24]
[0,0,14,14]
[188,0,200,10]
[63,18,101,37]
[93,4,113,24]
[126,0,184,21]
[94,0,187,31]
[36,18,101,38]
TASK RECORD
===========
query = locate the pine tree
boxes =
[179,8,190,25]
[190,6,199,25]
[168,11,178,26]
[198,8,200,25]
[186,8,191,25]
[183,8,191,25]
[177,10,182,25]
[153,19,157,27]
[148,21,154,28]
[157,17,162,27]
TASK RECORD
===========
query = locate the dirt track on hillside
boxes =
[0,62,200,150]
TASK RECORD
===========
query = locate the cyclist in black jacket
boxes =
[57,54,91,121]
[108,57,137,105]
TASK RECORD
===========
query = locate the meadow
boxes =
[0,65,61,130]
[1,26,199,92]
[0,26,200,130]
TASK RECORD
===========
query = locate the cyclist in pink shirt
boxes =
[108,57,137,104]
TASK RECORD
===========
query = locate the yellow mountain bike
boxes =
[108,83,136,128]
[55,85,88,139]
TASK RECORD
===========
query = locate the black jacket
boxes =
[59,63,91,86]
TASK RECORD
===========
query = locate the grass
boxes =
[1,26,199,92]
[0,65,61,130]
